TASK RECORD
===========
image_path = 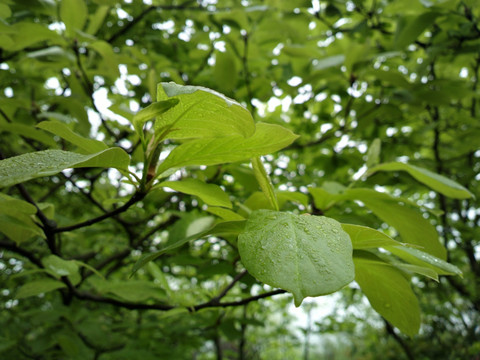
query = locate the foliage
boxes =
[1,0,479,359]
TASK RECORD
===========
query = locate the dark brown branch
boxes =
[194,289,287,310]
[15,182,58,253]
[208,270,248,305]
[0,240,44,268]
[107,0,199,44]
[107,6,156,44]
[71,286,286,312]
[384,320,415,360]
[0,107,12,123]
[54,191,146,233]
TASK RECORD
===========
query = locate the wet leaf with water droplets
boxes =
[155,82,255,140]
[353,250,420,337]
[157,123,298,175]
[238,210,355,306]
[0,148,130,188]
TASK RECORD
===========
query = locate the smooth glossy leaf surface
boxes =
[157,122,298,174]
[16,279,66,299]
[155,82,256,139]
[0,148,130,188]
[354,251,421,337]
[385,245,463,277]
[394,263,439,282]
[159,178,232,208]
[37,121,108,153]
[343,189,446,259]
[132,99,179,139]
[238,210,355,306]
[368,162,473,199]
[342,224,402,249]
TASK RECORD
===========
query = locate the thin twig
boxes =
[54,191,146,233]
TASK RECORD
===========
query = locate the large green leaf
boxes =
[0,148,130,188]
[385,245,462,277]
[60,0,88,35]
[342,224,402,249]
[354,251,421,336]
[0,194,44,243]
[368,162,473,199]
[37,121,108,153]
[158,179,232,208]
[0,122,57,147]
[155,82,256,139]
[16,279,66,299]
[132,99,179,140]
[343,189,446,259]
[238,210,355,306]
[157,122,298,175]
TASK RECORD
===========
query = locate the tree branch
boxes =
[54,191,146,233]
[0,240,44,268]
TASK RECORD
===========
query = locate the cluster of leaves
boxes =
[1,0,479,359]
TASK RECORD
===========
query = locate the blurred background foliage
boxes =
[0,0,479,359]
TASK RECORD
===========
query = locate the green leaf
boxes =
[214,51,238,92]
[353,251,420,336]
[16,279,66,299]
[0,195,44,243]
[86,5,110,35]
[60,0,88,34]
[312,54,345,71]
[393,263,439,282]
[74,260,105,280]
[238,210,355,306]
[0,148,130,188]
[341,224,402,249]
[88,40,120,78]
[206,207,245,221]
[368,162,473,199]
[3,22,60,52]
[0,213,45,243]
[37,121,108,153]
[158,179,232,208]
[155,82,256,139]
[130,220,245,276]
[366,138,381,168]
[343,189,446,259]
[385,245,462,277]
[132,99,179,140]
[42,255,80,278]
[0,122,57,147]
[0,194,37,215]
[252,157,279,211]
[91,279,166,302]
[157,122,298,175]
[394,12,439,49]
[26,46,75,62]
